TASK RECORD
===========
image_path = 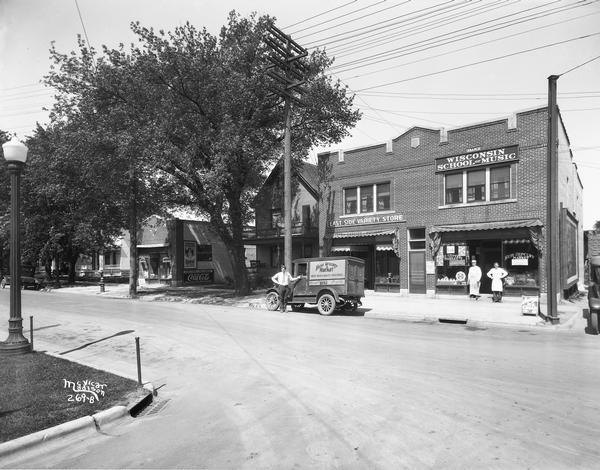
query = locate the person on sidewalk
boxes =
[487,262,508,303]
[467,259,482,300]
[271,265,301,312]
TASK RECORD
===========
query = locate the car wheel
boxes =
[290,303,304,312]
[317,293,336,315]
[265,292,280,311]
[351,301,358,312]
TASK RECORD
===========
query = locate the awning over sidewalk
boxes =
[430,219,543,233]
[332,228,396,238]
[429,219,544,256]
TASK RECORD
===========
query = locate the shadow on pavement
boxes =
[59,329,136,355]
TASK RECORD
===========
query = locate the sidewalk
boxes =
[49,283,584,330]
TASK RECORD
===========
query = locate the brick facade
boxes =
[318,107,583,297]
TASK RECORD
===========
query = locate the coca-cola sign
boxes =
[184,269,214,284]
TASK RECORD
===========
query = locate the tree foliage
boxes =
[43,11,360,294]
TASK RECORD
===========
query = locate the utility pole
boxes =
[546,75,560,324]
[264,25,307,270]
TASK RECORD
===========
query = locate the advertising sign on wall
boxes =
[435,146,518,172]
[184,269,214,284]
[184,242,196,268]
[329,213,404,227]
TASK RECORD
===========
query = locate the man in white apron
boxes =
[487,262,508,302]
[467,259,482,300]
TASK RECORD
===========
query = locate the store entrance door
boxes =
[409,251,426,293]
[350,246,373,290]
[477,242,502,294]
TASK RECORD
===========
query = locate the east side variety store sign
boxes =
[435,145,518,172]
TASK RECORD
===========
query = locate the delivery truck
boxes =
[266,256,365,315]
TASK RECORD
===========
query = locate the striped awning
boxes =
[332,228,396,239]
[430,219,543,233]
[502,239,530,244]
[331,246,352,252]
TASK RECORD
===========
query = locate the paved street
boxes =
[2,289,600,469]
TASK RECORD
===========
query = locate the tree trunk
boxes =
[67,255,78,284]
[211,201,249,296]
[128,161,139,298]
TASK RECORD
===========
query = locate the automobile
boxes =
[266,256,365,315]
[0,275,44,290]
[588,255,600,333]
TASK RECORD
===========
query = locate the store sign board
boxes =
[435,145,518,172]
[330,213,405,227]
[184,269,214,283]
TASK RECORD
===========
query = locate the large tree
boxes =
[44,11,360,294]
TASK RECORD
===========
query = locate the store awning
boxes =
[137,243,169,249]
[429,219,543,233]
[376,245,394,251]
[331,246,352,252]
[332,228,396,239]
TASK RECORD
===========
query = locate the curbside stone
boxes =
[0,416,96,458]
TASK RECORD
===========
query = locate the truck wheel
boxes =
[265,292,280,311]
[317,293,336,315]
[592,310,599,335]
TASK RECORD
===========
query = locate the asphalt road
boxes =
[2,289,600,469]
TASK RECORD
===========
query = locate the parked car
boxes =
[588,255,600,333]
[266,256,365,315]
[0,275,44,290]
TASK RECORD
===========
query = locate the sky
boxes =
[1,0,599,228]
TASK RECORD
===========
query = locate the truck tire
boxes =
[317,293,336,315]
[591,310,599,335]
[265,292,280,311]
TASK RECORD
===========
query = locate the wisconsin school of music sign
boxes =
[435,146,518,172]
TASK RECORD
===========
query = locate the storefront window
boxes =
[436,244,469,285]
[360,185,373,213]
[490,166,510,200]
[377,183,390,211]
[467,169,485,202]
[344,188,357,215]
[503,241,538,287]
[445,173,463,204]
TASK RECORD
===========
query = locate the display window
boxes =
[502,241,538,287]
[436,243,470,285]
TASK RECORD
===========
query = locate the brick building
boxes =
[317,107,583,298]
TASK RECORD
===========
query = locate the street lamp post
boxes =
[0,137,32,355]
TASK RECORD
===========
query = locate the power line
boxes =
[291,0,389,36]
[327,0,509,56]
[330,0,591,72]
[338,9,600,80]
[356,32,600,92]
[302,0,459,47]
[283,0,359,29]
[559,53,600,77]
[74,0,93,52]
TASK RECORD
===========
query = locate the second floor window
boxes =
[344,182,391,215]
[444,165,512,205]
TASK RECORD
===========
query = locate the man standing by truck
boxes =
[271,265,301,312]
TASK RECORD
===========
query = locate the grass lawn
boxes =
[0,352,144,443]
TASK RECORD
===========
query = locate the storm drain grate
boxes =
[136,398,171,417]
[438,318,468,324]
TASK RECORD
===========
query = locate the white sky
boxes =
[1,0,599,228]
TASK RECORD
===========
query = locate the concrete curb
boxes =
[0,385,154,459]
